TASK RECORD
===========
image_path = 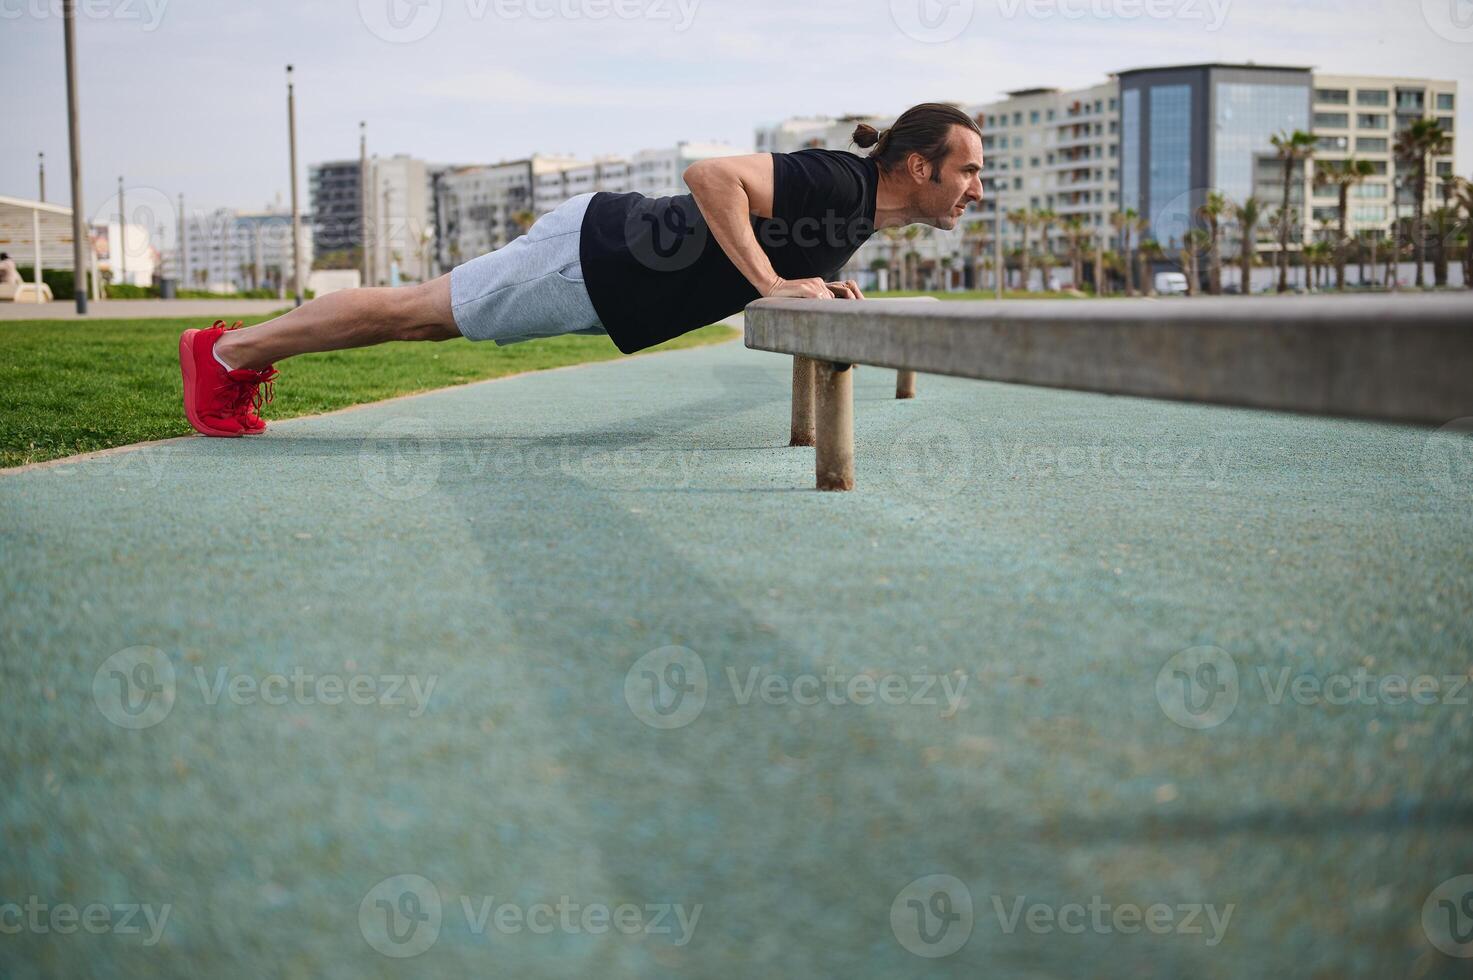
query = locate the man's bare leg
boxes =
[214,274,458,372]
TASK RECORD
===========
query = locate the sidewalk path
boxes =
[0,298,288,321]
[2,338,1470,977]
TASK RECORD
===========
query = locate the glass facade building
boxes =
[1118,64,1311,250]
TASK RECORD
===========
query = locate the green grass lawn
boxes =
[0,315,738,468]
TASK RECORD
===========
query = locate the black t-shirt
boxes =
[578,149,879,354]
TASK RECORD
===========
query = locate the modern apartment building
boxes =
[1309,74,1458,241]
[183,207,313,294]
[758,63,1457,286]
[308,160,363,266]
[628,141,742,199]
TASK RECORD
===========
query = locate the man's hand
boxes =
[825,280,865,300]
[764,276,832,300]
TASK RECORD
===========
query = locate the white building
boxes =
[183,208,311,294]
[629,141,741,199]
[365,154,433,285]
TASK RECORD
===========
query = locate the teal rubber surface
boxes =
[2,337,1471,977]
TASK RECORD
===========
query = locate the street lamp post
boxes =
[360,121,370,288]
[38,152,46,202]
[177,193,186,294]
[1391,176,1403,293]
[991,177,1003,299]
[117,176,127,286]
[62,1,87,314]
[286,65,304,307]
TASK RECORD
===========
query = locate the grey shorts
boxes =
[449,192,607,346]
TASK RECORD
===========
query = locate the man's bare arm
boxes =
[683,155,831,300]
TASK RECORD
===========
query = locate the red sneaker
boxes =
[220,321,278,434]
[178,321,260,438]
[236,365,278,434]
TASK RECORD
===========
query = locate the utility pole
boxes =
[383,185,393,285]
[117,176,127,285]
[286,65,304,307]
[992,178,1003,299]
[38,152,46,202]
[63,2,87,313]
[177,193,186,291]
[360,121,370,288]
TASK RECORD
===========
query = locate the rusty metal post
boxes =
[790,355,815,446]
[814,361,854,491]
[896,369,917,399]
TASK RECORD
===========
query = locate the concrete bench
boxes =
[744,293,1473,491]
[0,280,53,303]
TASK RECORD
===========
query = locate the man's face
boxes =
[914,126,984,230]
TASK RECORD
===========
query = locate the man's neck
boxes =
[873,170,914,230]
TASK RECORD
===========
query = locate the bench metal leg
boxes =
[790,355,815,447]
[896,370,917,400]
[815,361,854,492]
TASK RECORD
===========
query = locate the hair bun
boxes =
[852,123,881,149]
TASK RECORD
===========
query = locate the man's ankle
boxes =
[213,332,251,372]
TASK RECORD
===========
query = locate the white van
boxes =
[1153,272,1189,296]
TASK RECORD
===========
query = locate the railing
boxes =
[744,293,1473,491]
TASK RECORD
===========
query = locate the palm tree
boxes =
[1201,192,1228,295]
[1270,130,1316,292]
[1110,209,1139,295]
[1035,209,1058,291]
[1092,234,1107,296]
[1183,229,1211,296]
[1453,177,1473,289]
[1427,206,1456,287]
[1233,197,1263,295]
[1314,158,1375,290]
[962,219,990,291]
[1061,217,1086,290]
[1394,119,1452,287]
[1007,209,1032,292]
[1138,238,1162,296]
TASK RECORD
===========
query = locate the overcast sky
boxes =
[3,0,1470,220]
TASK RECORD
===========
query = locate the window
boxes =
[1316,135,1348,152]
[1315,89,1349,105]
[1109,97,1118,111]
[1314,183,1339,198]
[1046,109,1056,121]
[1314,112,1349,128]
[1436,116,1454,131]
[1436,93,1455,111]
[1014,157,1023,169]
[1312,206,1339,222]
[1029,110,1040,124]
[1353,183,1387,199]
[1013,112,1022,125]
[1367,161,1388,175]
[1437,161,1453,176]
[1148,85,1192,216]
[1120,88,1141,211]
[1357,89,1389,106]
[1356,114,1386,130]
[1351,206,1387,222]
[1030,157,1040,167]
[1356,136,1388,153]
